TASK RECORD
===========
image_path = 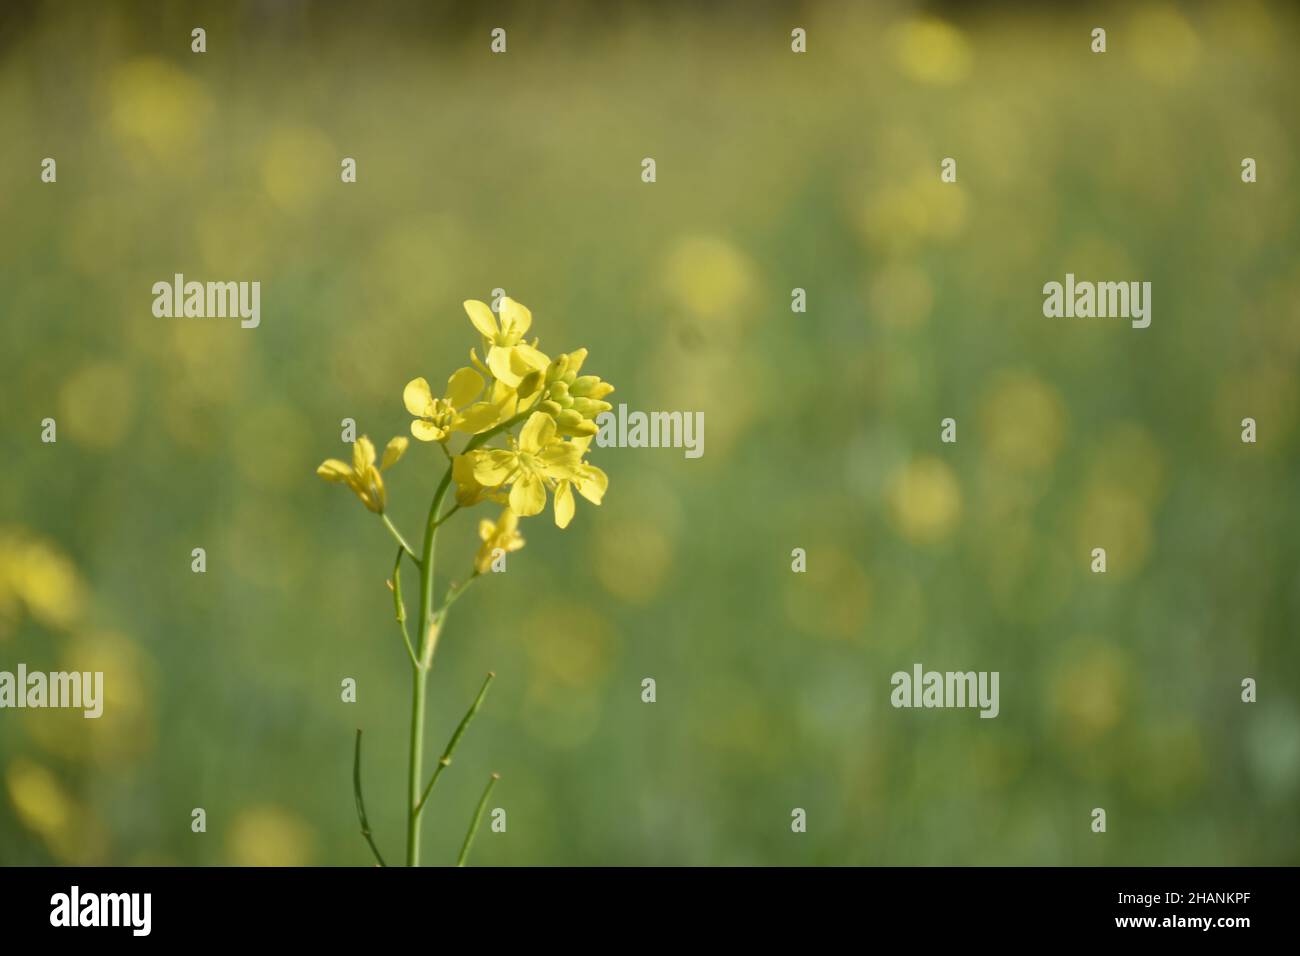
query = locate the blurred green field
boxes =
[1,0,1298,865]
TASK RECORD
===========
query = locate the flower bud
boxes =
[570,397,611,418]
[517,369,543,400]
[545,354,569,384]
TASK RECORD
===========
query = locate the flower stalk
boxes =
[320,296,614,866]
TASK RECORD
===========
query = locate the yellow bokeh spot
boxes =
[891,18,973,86]
[58,360,136,450]
[1075,482,1153,575]
[26,632,154,766]
[260,126,336,211]
[1050,642,1130,744]
[861,173,968,251]
[108,58,212,160]
[0,529,85,634]
[6,759,73,841]
[979,370,1066,473]
[1088,423,1166,507]
[1130,6,1201,86]
[227,805,316,866]
[526,604,616,690]
[594,517,673,604]
[662,236,755,321]
[886,457,962,544]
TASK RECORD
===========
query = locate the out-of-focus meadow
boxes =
[2,0,1299,865]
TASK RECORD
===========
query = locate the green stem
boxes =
[407,466,453,866]
[456,773,500,867]
[414,671,495,815]
[390,547,418,669]
[381,513,419,562]
[353,730,386,866]
[404,411,529,867]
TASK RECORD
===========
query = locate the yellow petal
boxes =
[469,347,492,378]
[411,419,447,442]
[464,300,499,339]
[499,297,532,336]
[445,367,484,408]
[353,436,376,474]
[479,518,496,542]
[554,480,575,528]
[403,377,436,417]
[509,472,547,517]
[472,449,516,486]
[510,342,550,374]
[538,442,581,477]
[566,347,589,375]
[381,436,408,470]
[490,380,520,419]
[487,346,522,386]
[453,401,503,435]
[519,412,556,454]
[575,464,609,504]
[359,471,385,513]
[316,459,352,482]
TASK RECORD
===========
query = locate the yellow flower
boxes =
[468,412,581,517]
[464,298,550,388]
[316,435,407,513]
[475,508,525,573]
[403,367,506,442]
[552,435,609,529]
[451,452,507,508]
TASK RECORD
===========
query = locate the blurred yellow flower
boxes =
[980,370,1066,473]
[891,17,972,87]
[58,361,136,450]
[662,236,755,321]
[6,759,73,844]
[1129,6,1201,86]
[108,58,211,161]
[227,805,316,866]
[260,126,335,211]
[886,457,962,544]
[465,298,550,387]
[0,529,85,635]
[475,508,526,573]
[316,435,407,513]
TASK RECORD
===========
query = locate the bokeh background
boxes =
[2,0,1299,865]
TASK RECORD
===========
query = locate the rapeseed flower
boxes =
[317,435,407,513]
